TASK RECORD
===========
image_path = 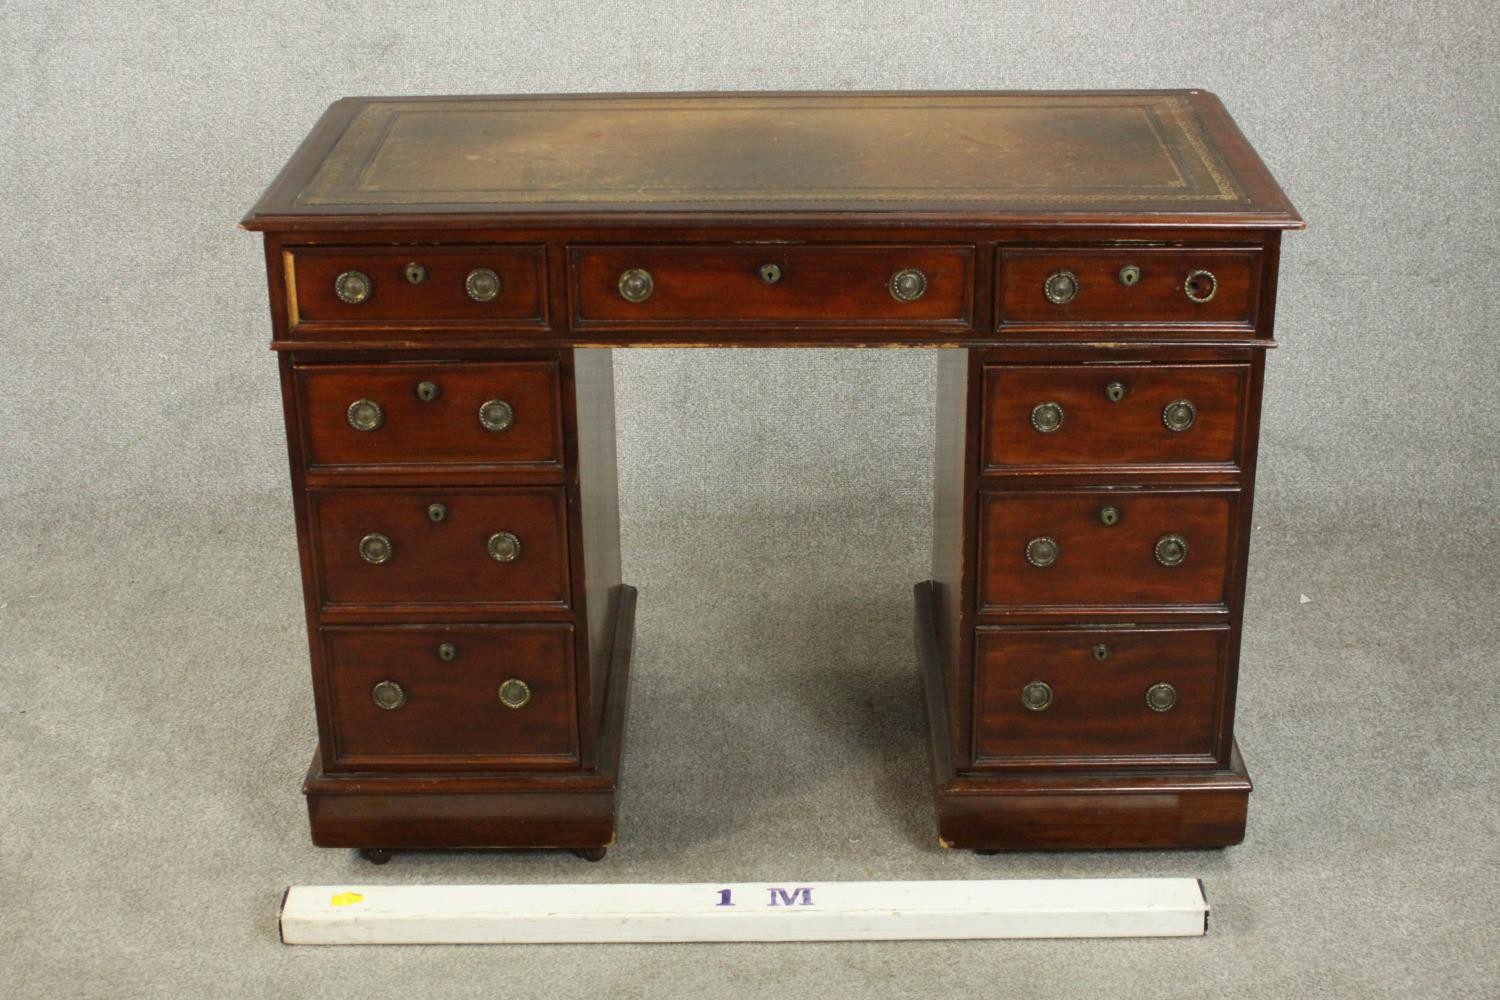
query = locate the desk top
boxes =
[243,91,1301,231]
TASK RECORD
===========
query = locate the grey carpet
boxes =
[2,2,1497,998]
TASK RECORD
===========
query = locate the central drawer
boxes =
[978,488,1237,613]
[322,623,579,769]
[568,244,974,327]
[311,487,571,612]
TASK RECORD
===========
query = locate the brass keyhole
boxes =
[759,263,782,284]
[404,262,427,285]
[1119,265,1141,287]
[1104,382,1127,403]
[1099,506,1120,526]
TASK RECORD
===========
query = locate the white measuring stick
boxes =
[280,878,1207,944]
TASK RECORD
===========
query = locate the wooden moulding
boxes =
[303,584,636,852]
[915,581,1251,850]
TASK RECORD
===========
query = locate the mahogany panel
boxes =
[569,244,973,328]
[310,486,570,612]
[297,360,563,473]
[323,624,577,769]
[997,247,1259,330]
[982,363,1247,474]
[973,624,1227,766]
[287,244,546,328]
[978,488,1237,612]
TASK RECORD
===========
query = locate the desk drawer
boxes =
[997,247,1259,330]
[296,361,564,474]
[569,244,973,327]
[978,488,1236,613]
[982,363,1248,473]
[974,624,1226,765]
[287,244,547,328]
[323,624,578,769]
[312,487,570,612]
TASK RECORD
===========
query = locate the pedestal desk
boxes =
[242,92,1302,861]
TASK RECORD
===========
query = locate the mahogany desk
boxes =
[243,92,1302,861]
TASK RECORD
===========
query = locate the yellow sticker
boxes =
[330,892,365,907]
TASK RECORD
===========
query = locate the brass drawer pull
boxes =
[1184,269,1217,303]
[1025,536,1059,568]
[618,267,654,302]
[478,398,515,432]
[371,680,406,710]
[465,267,502,302]
[1043,269,1078,304]
[1154,534,1189,567]
[1030,401,1064,433]
[1163,399,1197,432]
[1020,681,1054,711]
[487,531,521,563]
[346,398,384,432]
[334,269,372,305]
[889,268,928,302]
[358,532,393,565]
[437,642,458,662]
[1145,682,1178,712]
[498,678,532,709]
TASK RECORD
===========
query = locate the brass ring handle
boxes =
[1025,536,1059,568]
[1043,269,1078,305]
[358,532,393,565]
[478,399,514,432]
[1184,269,1217,303]
[1020,681,1054,711]
[487,531,521,563]
[466,268,502,302]
[1145,682,1178,712]
[618,268,654,302]
[1030,401,1064,433]
[334,269,372,304]
[371,680,406,710]
[1162,399,1197,432]
[346,398,384,432]
[1154,534,1189,567]
[889,268,928,302]
[498,678,532,709]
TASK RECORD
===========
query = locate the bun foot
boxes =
[359,848,394,865]
[571,847,607,862]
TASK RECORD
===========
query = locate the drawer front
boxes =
[312,487,570,611]
[997,247,1259,330]
[287,245,547,328]
[569,244,973,327]
[323,624,578,768]
[979,489,1235,612]
[975,625,1226,765]
[297,361,564,473]
[982,363,1247,473]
